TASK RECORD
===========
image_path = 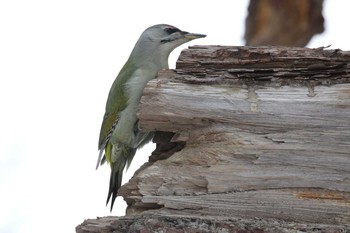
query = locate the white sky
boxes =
[0,1,349,232]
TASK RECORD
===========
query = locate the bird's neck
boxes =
[130,41,170,70]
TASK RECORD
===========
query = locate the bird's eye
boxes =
[164,27,180,34]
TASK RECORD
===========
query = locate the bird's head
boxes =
[145,24,206,49]
[131,24,206,64]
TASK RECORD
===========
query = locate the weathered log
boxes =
[77,46,350,232]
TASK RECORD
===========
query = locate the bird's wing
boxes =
[97,63,132,168]
[98,112,118,149]
[96,113,119,169]
[97,60,136,170]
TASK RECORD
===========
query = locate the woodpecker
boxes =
[97,24,206,211]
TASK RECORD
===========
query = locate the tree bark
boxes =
[77,46,350,232]
[245,0,324,46]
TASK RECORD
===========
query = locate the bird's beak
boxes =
[183,31,206,40]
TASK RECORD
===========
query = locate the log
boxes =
[76,46,350,232]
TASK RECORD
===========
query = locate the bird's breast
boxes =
[111,67,158,146]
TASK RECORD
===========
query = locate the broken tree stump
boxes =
[77,46,350,233]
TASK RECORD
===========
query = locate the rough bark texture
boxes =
[245,0,324,46]
[77,215,348,233]
[77,46,350,232]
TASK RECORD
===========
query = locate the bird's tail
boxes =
[106,144,136,211]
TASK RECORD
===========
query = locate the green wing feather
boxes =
[97,61,134,168]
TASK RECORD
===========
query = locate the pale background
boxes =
[0,1,349,232]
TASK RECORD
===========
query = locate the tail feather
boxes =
[106,164,124,211]
[106,145,136,211]
[95,149,104,170]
